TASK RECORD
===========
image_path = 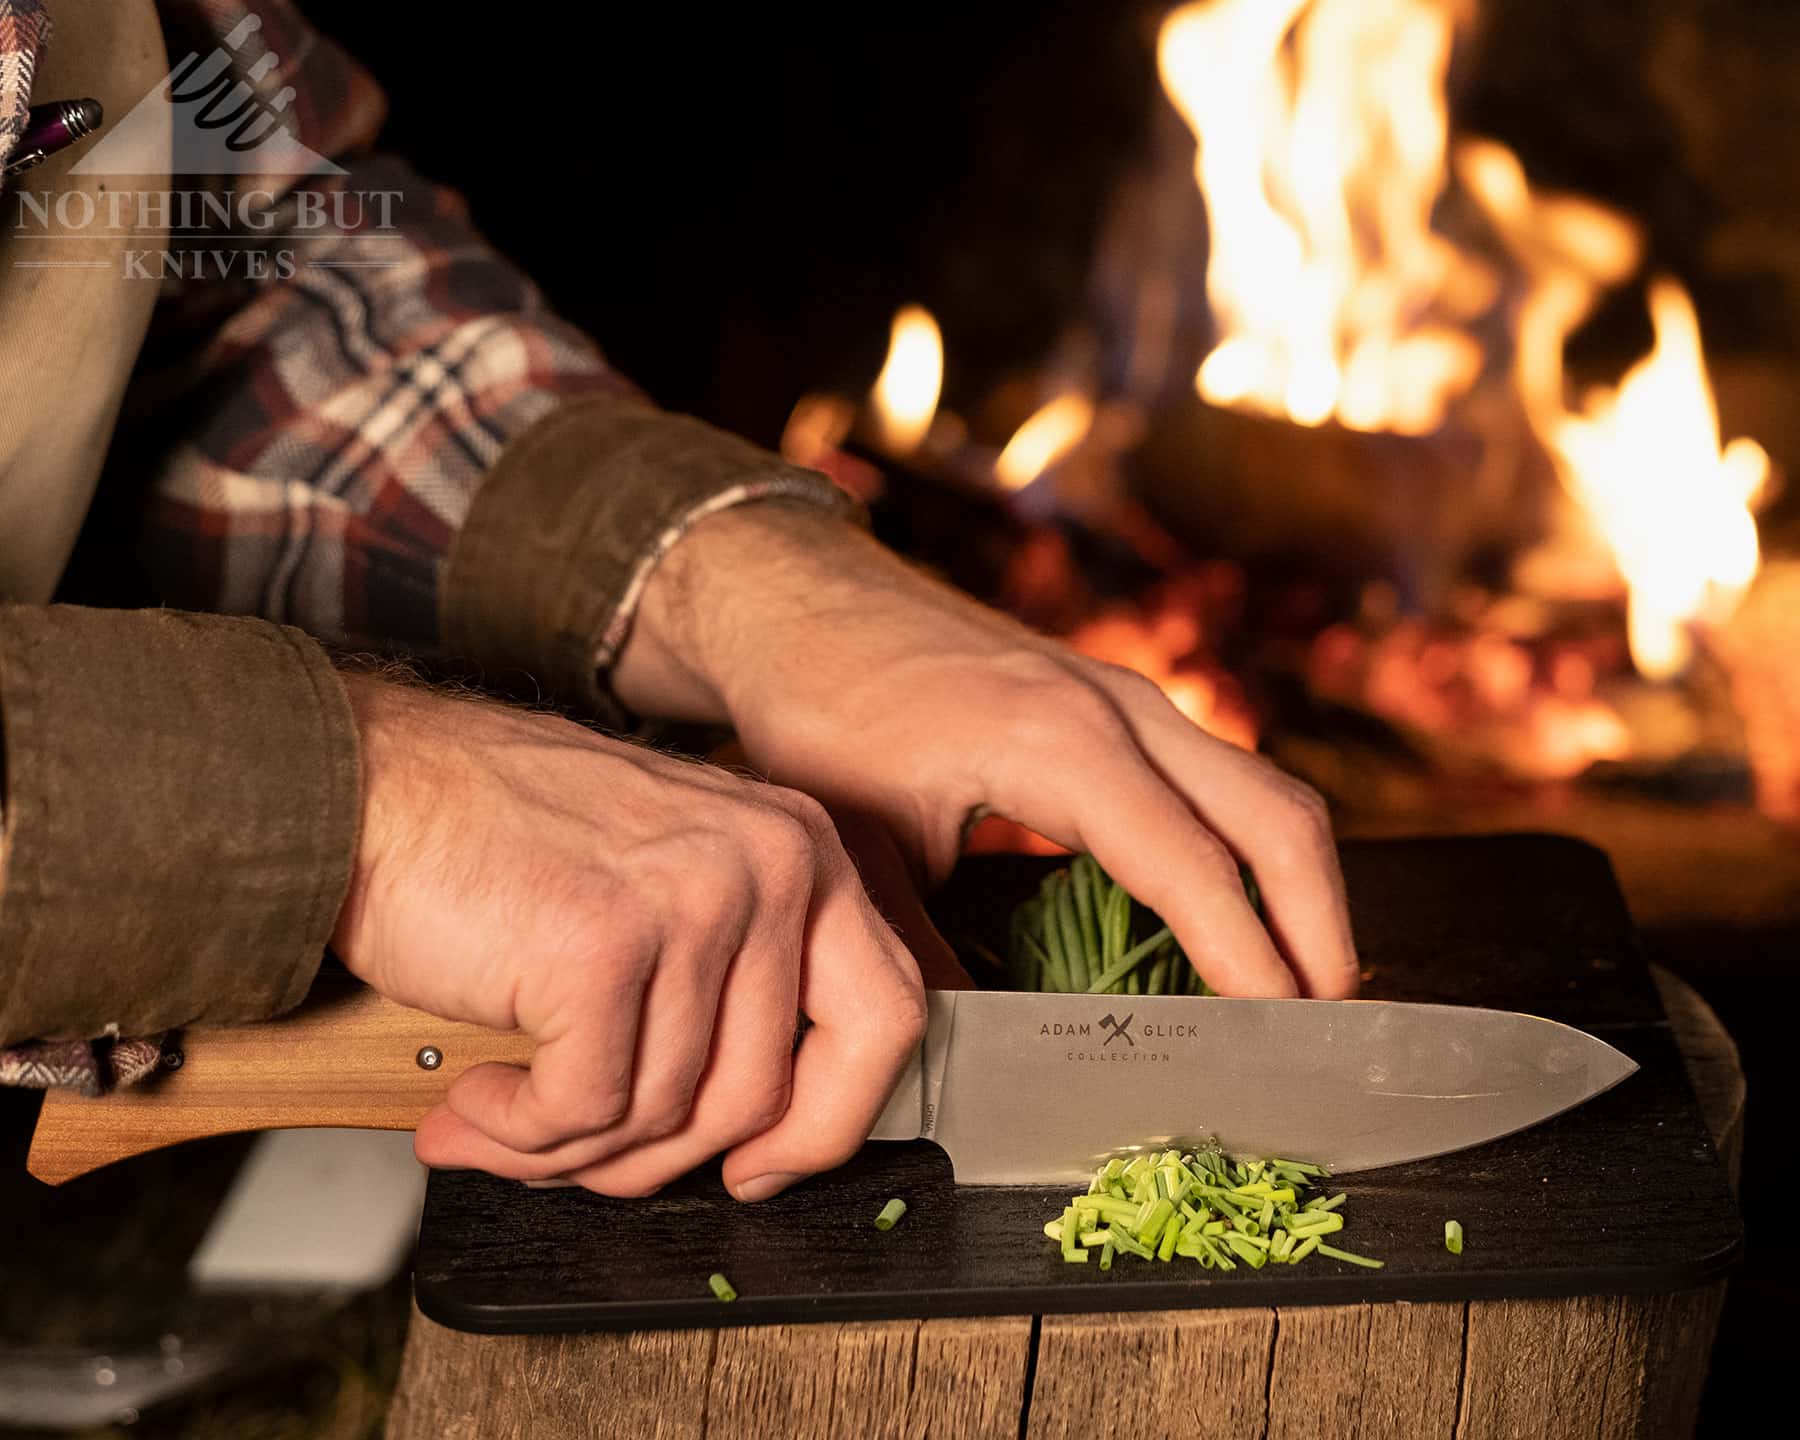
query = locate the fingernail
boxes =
[733,1171,800,1203]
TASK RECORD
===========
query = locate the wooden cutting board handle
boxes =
[26,976,536,1185]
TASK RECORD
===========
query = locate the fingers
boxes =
[832,809,973,990]
[416,914,787,1185]
[550,914,804,1196]
[1087,666,1360,999]
[722,835,927,1201]
[972,667,1293,997]
[422,842,766,1175]
[429,960,652,1159]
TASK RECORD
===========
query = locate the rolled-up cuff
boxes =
[441,393,859,723]
[0,606,359,1043]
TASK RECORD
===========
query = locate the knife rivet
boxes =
[161,1047,184,1072]
[416,1046,443,1071]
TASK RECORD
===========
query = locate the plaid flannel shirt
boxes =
[0,0,852,1090]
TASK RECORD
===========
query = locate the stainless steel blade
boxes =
[869,991,1637,1183]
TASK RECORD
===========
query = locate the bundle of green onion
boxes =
[1043,1147,1383,1271]
[1008,854,1232,996]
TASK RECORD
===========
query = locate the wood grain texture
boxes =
[386,1312,1029,1440]
[29,978,535,1184]
[1026,1309,1275,1439]
[1268,1303,1465,1440]
[386,1311,714,1440]
[910,1317,1034,1438]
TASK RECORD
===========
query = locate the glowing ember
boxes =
[1158,0,1486,436]
[1068,578,1259,753]
[1533,280,1769,681]
[870,304,944,454]
[995,394,1096,491]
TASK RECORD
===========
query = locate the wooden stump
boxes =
[385,969,1742,1440]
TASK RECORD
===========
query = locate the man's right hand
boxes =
[329,673,928,1201]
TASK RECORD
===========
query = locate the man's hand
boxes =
[615,503,1359,1001]
[330,674,926,1200]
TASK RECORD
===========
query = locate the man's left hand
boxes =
[614,503,1359,1002]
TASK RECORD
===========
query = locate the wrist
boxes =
[331,669,439,978]
[610,499,869,723]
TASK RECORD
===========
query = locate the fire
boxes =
[1459,140,1770,678]
[1161,2,1770,684]
[995,394,1095,491]
[1536,281,1769,680]
[1158,0,1484,436]
[870,304,943,454]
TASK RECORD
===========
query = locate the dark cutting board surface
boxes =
[415,834,1742,1334]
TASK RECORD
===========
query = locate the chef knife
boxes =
[26,978,1635,1186]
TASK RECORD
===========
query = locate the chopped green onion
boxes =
[1445,1220,1464,1255]
[1316,1243,1385,1269]
[1043,1146,1378,1277]
[709,1272,738,1303]
[1137,1198,1175,1245]
[874,1198,907,1232]
[1060,1206,1086,1263]
[1107,1226,1155,1260]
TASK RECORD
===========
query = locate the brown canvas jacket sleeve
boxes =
[0,606,359,1046]
[443,392,859,721]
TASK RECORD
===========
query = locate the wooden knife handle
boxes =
[26,977,536,1185]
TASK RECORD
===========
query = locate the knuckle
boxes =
[1186,824,1236,872]
[744,807,821,895]
[677,841,759,919]
[740,1074,794,1136]
[776,788,834,841]
[1012,678,1127,759]
[1285,778,1332,832]
[1061,684,1131,744]
[874,980,929,1053]
[583,1088,632,1133]
[630,1089,696,1143]
[1101,661,1167,707]
[1266,777,1335,868]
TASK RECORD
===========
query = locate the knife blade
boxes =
[26,982,1634,1186]
[868,990,1637,1181]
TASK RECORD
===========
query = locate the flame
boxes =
[995,394,1095,491]
[870,305,943,454]
[1157,3,1769,684]
[1537,280,1769,680]
[1159,0,1482,435]
[1458,141,1768,677]
[1455,138,1642,422]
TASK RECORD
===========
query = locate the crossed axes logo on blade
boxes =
[1099,1012,1136,1048]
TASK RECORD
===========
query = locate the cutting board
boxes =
[413,834,1742,1334]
